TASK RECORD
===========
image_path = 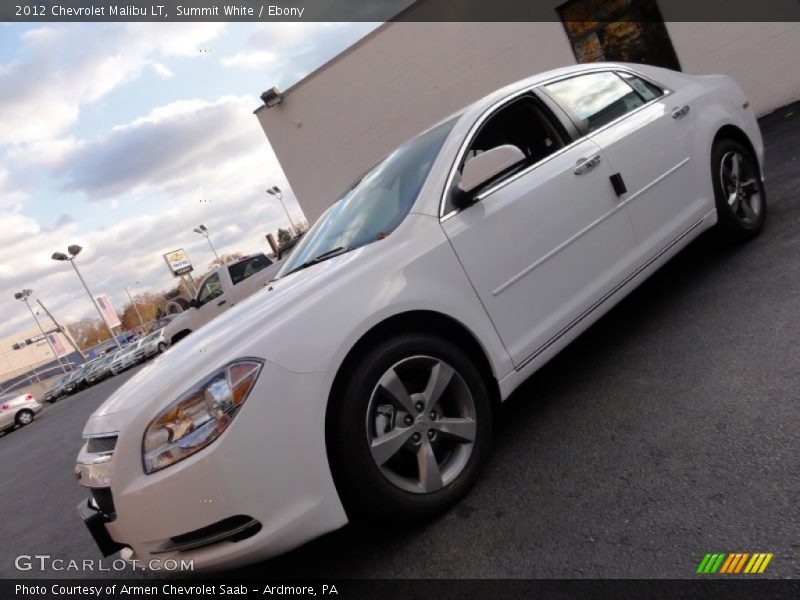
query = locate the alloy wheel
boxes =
[720,150,762,225]
[366,355,477,494]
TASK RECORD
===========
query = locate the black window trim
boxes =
[438,66,671,220]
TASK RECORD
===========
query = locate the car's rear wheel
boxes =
[712,139,766,241]
[15,410,34,426]
[158,342,167,353]
[328,333,492,520]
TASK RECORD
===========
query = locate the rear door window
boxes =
[228,255,272,285]
[542,71,657,133]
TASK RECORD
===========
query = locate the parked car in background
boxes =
[85,354,117,386]
[134,330,168,363]
[42,372,71,403]
[110,343,142,375]
[76,64,766,569]
[62,364,92,395]
[162,253,281,346]
[1,392,43,433]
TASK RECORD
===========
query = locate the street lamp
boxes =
[14,288,68,375]
[267,186,297,236]
[193,224,221,264]
[124,281,146,333]
[51,245,123,351]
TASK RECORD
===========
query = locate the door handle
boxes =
[217,299,227,306]
[574,154,601,175]
[672,105,690,119]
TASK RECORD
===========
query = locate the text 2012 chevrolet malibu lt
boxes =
[76,64,766,569]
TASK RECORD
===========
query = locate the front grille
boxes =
[87,436,117,454]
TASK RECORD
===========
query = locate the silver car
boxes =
[84,354,116,385]
[0,392,43,433]
[109,343,141,375]
[42,373,71,403]
[134,329,168,362]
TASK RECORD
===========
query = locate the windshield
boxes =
[278,119,456,277]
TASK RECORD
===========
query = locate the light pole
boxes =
[51,245,123,351]
[267,186,297,237]
[14,289,68,375]
[124,282,146,333]
[193,224,221,264]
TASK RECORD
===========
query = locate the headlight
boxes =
[142,359,263,474]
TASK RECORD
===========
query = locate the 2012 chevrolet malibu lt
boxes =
[76,63,766,569]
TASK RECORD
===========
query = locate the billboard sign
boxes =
[47,332,68,357]
[95,294,122,329]
[163,248,194,276]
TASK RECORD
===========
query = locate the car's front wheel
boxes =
[712,139,766,241]
[329,333,492,520]
[15,410,34,426]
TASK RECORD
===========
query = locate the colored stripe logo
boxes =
[696,552,773,574]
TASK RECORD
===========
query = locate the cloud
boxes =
[220,23,380,88]
[0,23,225,146]
[152,62,175,79]
[55,95,266,200]
[0,168,29,209]
[221,50,277,70]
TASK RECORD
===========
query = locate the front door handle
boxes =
[574,154,601,175]
[672,105,690,119]
[217,299,227,306]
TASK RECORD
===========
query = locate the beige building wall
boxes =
[0,326,58,382]
[666,22,800,117]
[256,19,800,225]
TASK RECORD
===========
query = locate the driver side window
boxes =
[196,273,222,306]
[450,96,568,210]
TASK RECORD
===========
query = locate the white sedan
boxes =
[76,63,766,569]
[1,392,43,433]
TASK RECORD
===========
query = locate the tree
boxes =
[277,228,291,245]
[293,219,309,235]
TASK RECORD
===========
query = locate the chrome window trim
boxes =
[438,66,672,221]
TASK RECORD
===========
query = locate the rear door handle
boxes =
[574,154,601,175]
[217,299,227,306]
[672,105,690,119]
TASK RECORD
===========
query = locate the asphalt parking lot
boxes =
[1,104,798,580]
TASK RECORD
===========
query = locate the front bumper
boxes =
[77,362,347,570]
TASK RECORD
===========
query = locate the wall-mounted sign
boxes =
[163,248,194,276]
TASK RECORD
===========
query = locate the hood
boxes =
[84,247,369,431]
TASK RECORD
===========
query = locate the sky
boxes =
[0,21,380,339]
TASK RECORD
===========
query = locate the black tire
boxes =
[328,333,492,521]
[712,139,766,242]
[15,409,34,427]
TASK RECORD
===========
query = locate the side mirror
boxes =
[454,144,526,208]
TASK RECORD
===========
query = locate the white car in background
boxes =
[134,330,168,363]
[76,64,765,569]
[109,343,142,375]
[1,392,43,433]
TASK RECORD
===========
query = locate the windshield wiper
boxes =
[282,246,350,277]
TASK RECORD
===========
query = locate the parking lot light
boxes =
[14,288,69,375]
[51,245,123,351]
[124,282,147,333]
[193,224,221,263]
[267,185,297,237]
